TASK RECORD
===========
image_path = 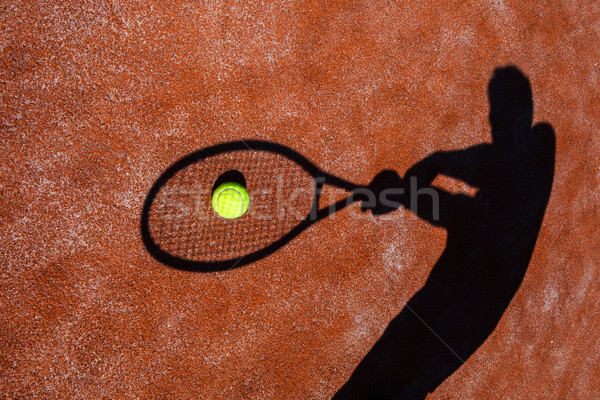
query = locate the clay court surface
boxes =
[1,0,599,398]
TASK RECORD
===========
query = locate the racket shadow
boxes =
[140,140,378,273]
[333,66,556,399]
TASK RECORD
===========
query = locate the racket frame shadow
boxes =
[140,140,366,272]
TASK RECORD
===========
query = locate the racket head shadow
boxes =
[140,140,356,272]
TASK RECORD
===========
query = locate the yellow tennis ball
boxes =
[212,182,249,219]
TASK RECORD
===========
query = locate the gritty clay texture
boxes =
[1,1,599,399]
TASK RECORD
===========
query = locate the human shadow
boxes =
[333,66,556,399]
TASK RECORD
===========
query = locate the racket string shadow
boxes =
[140,140,375,272]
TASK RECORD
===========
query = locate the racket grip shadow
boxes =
[358,170,405,215]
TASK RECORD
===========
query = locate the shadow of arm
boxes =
[421,144,491,187]
[403,150,479,228]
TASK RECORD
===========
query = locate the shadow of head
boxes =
[488,65,534,147]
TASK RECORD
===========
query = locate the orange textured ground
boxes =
[1,1,599,399]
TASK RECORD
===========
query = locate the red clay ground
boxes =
[1,1,599,398]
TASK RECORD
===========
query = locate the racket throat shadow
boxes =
[310,177,371,221]
[311,169,405,218]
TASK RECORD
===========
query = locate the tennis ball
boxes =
[212,182,249,219]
